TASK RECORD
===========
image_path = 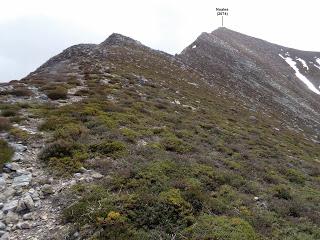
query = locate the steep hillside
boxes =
[179,28,320,136]
[0,29,319,240]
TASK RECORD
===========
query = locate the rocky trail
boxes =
[0,85,102,240]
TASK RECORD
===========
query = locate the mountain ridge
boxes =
[0,27,320,239]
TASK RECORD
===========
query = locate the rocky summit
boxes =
[0,28,319,240]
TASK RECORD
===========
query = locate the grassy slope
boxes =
[29,42,320,239]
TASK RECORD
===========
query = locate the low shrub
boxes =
[54,123,88,141]
[273,185,292,200]
[39,140,75,161]
[46,86,68,100]
[74,88,92,96]
[285,168,305,184]
[182,214,258,240]
[39,140,88,174]
[0,139,14,171]
[89,140,126,157]
[9,127,29,142]
[162,136,193,154]
[1,109,18,117]
[9,87,33,97]
[121,128,139,142]
[0,117,11,131]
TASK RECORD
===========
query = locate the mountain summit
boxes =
[1,28,320,239]
[179,28,320,133]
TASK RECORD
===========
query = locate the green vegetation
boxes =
[46,86,68,100]
[89,140,126,157]
[182,215,258,240]
[9,127,30,142]
[30,42,320,239]
[0,139,13,171]
[0,117,11,131]
[39,140,88,175]
[9,86,33,97]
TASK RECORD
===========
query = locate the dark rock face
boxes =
[178,27,320,133]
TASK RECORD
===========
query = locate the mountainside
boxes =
[179,28,320,135]
[0,28,319,240]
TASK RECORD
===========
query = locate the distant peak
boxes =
[100,33,142,46]
[211,27,235,34]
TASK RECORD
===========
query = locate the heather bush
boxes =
[46,86,68,100]
[0,139,13,171]
[0,117,11,131]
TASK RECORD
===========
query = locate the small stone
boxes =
[41,184,54,195]
[74,173,81,178]
[92,172,103,179]
[4,163,20,171]
[2,200,18,213]
[24,195,34,210]
[69,180,76,185]
[0,178,5,186]
[0,211,3,220]
[34,201,41,208]
[16,200,26,212]
[0,231,7,237]
[0,203,3,209]
[22,213,33,220]
[0,188,15,202]
[0,231,9,239]
[12,174,32,188]
[249,115,257,122]
[17,221,31,229]
[17,194,34,212]
[40,214,48,220]
[12,143,27,152]
[253,196,259,201]
[0,221,5,230]
[12,153,23,162]
[137,139,147,147]
[15,169,31,176]
[4,211,19,224]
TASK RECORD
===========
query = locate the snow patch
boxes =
[296,58,309,70]
[192,45,197,49]
[314,64,320,70]
[313,58,320,70]
[187,82,198,86]
[279,54,320,95]
[173,99,181,105]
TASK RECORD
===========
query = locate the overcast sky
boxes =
[0,0,319,82]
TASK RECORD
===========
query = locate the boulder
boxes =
[92,172,103,179]
[12,174,32,188]
[0,221,5,230]
[0,178,5,187]
[4,211,19,224]
[22,213,33,220]
[0,188,15,202]
[3,163,20,172]
[17,221,31,229]
[2,200,18,213]
[16,195,34,212]
[0,231,9,240]
[41,184,54,195]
